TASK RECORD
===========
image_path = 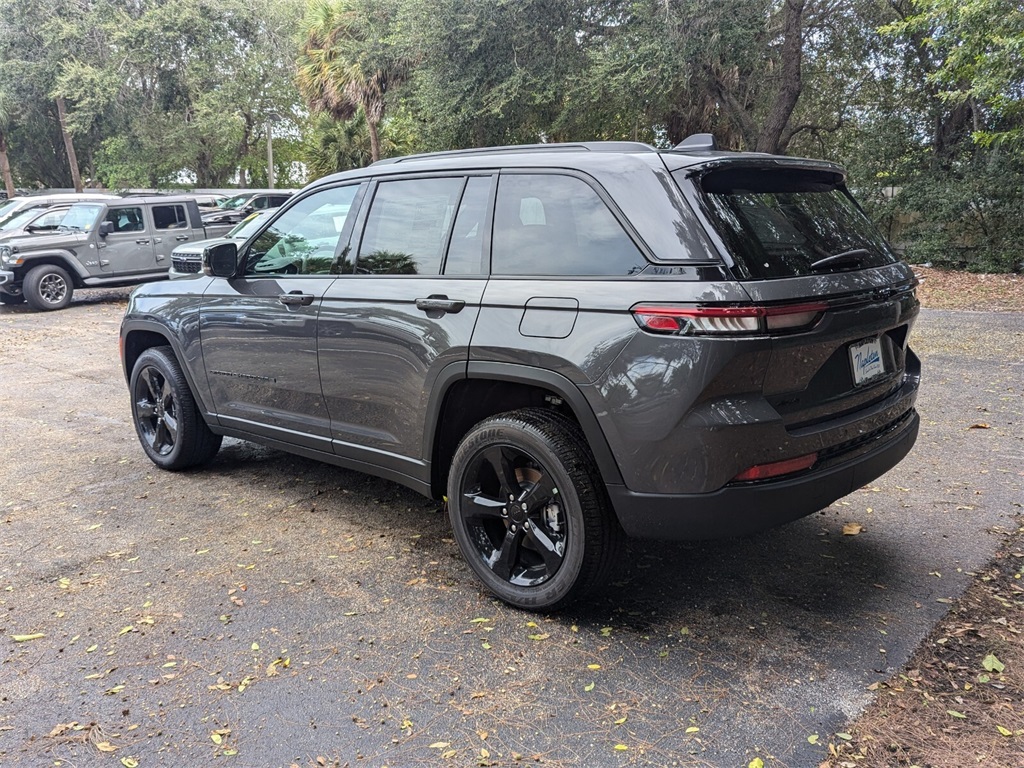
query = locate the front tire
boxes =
[23,264,73,311]
[130,346,222,470]
[447,408,622,611]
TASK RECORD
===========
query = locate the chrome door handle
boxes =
[135,239,150,245]
[279,291,314,306]
[174,235,189,241]
[415,295,465,314]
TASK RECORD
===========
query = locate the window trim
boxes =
[440,174,495,277]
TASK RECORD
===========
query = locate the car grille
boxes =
[172,257,201,274]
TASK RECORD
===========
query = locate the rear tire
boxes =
[23,264,73,311]
[447,408,622,611]
[130,346,222,470]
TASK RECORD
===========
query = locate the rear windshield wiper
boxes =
[810,248,871,272]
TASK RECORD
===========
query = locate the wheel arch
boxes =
[20,253,89,286]
[425,361,623,499]
[120,320,212,418]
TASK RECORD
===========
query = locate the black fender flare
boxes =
[120,317,216,420]
[422,360,624,487]
[17,250,90,284]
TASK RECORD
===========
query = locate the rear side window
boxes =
[153,204,188,230]
[693,167,898,280]
[492,174,646,276]
[357,177,465,275]
[444,176,491,275]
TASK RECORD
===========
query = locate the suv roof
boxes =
[342,136,844,183]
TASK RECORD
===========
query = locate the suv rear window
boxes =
[690,167,898,280]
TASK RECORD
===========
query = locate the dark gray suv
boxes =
[120,137,920,610]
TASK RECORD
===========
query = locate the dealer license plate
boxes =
[849,337,885,386]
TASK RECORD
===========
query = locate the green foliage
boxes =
[886,0,1024,149]
[1,0,1022,271]
[303,108,416,180]
[297,0,411,161]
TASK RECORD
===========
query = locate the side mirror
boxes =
[98,221,114,237]
[241,205,254,214]
[203,242,238,278]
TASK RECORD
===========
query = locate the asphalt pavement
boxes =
[1,291,1021,767]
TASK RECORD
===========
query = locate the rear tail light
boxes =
[733,452,818,482]
[632,302,827,336]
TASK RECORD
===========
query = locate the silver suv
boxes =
[120,137,921,610]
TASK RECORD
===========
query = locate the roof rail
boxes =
[372,141,657,166]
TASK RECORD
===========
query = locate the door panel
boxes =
[198,183,364,449]
[318,174,493,469]
[200,276,333,449]
[318,277,485,461]
[98,205,156,273]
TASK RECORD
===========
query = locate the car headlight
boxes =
[0,245,13,264]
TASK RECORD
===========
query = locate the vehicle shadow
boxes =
[205,441,904,638]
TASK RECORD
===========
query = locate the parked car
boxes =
[0,195,226,309]
[120,137,921,611]
[168,208,278,278]
[200,190,295,228]
[0,192,120,231]
[0,204,74,241]
[190,193,229,211]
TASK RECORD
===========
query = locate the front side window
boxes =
[26,209,67,232]
[2,208,61,232]
[104,206,146,233]
[153,204,188,230]
[356,177,465,275]
[243,185,360,277]
[491,174,647,276]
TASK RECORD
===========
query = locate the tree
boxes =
[0,90,16,197]
[297,0,411,163]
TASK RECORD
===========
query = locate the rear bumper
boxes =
[607,409,919,540]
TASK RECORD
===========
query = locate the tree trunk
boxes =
[755,0,806,154]
[367,117,381,164]
[55,97,83,192]
[0,129,15,198]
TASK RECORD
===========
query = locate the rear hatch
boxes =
[669,160,919,462]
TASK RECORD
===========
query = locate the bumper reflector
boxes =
[733,452,818,482]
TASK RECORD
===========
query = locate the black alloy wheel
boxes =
[130,346,222,471]
[448,408,621,611]
[459,443,568,588]
[134,363,180,459]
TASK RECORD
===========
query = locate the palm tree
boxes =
[297,0,410,164]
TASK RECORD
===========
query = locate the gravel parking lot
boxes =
[1,290,1021,767]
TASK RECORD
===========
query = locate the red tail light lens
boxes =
[733,452,818,482]
[632,302,827,335]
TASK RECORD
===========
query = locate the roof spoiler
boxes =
[674,134,719,152]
